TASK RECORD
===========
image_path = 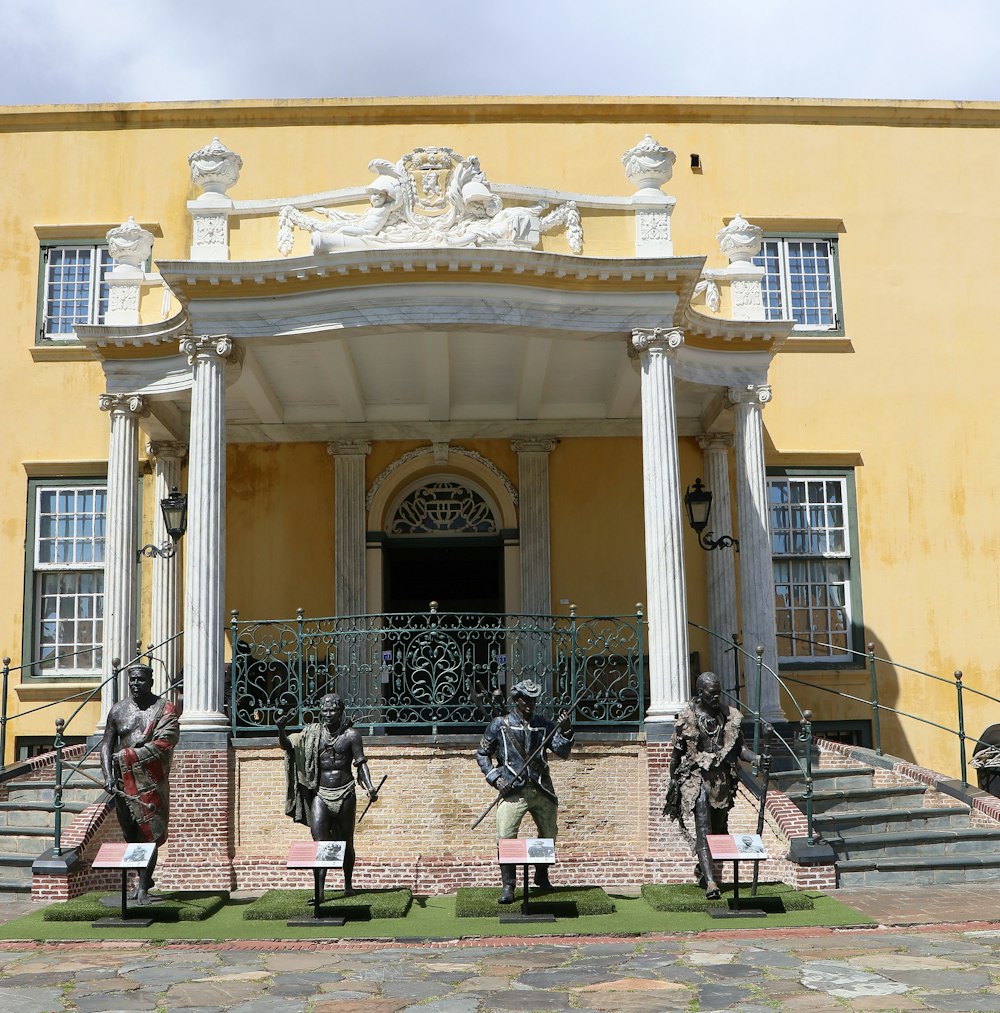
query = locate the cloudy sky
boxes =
[2,0,996,105]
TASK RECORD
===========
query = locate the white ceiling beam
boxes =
[606,358,640,418]
[323,338,366,422]
[516,337,552,420]
[239,348,284,425]
[425,331,451,421]
[144,401,187,441]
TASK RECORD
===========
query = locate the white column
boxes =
[146,441,187,694]
[632,328,690,728]
[696,434,740,697]
[98,393,147,720]
[730,384,784,722]
[512,439,555,616]
[328,441,371,617]
[179,336,234,732]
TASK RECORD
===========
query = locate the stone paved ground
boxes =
[2,926,1000,1012]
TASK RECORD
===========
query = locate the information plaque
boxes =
[497,838,557,923]
[90,842,157,927]
[705,833,769,918]
[286,841,348,925]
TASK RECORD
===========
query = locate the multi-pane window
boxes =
[754,238,839,330]
[32,484,106,675]
[769,475,855,663]
[41,245,114,340]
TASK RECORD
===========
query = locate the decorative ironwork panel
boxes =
[229,608,645,734]
[388,481,496,534]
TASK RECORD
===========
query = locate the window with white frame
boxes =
[31,483,106,675]
[40,245,114,341]
[768,473,860,663]
[754,237,840,330]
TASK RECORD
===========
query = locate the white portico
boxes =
[79,135,792,738]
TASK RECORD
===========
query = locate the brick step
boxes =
[784,783,927,813]
[770,766,876,792]
[837,854,1000,887]
[3,780,105,805]
[825,827,1000,860]
[813,805,973,835]
[0,800,90,826]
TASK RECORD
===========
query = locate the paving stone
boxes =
[72,977,143,996]
[882,968,990,989]
[400,1001,480,1013]
[698,982,754,1008]
[454,975,512,992]
[572,991,691,1012]
[262,951,341,972]
[686,950,736,965]
[422,970,475,983]
[0,973,69,988]
[72,992,160,1012]
[0,987,67,1013]
[741,948,802,968]
[850,953,968,971]
[481,989,573,1010]
[921,995,1000,1011]
[165,979,272,1006]
[318,979,380,994]
[573,977,691,994]
[380,980,451,1000]
[799,961,911,999]
[700,961,765,980]
[516,968,614,987]
[312,1000,410,1013]
[848,997,927,1010]
[228,1001,309,1013]
[730,1005,780,1013]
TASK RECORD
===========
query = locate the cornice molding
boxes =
[76,310,190,350]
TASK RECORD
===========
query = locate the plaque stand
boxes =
[497,838,557,924]
[91,843,156,927]
[705,834,769,919]
[286,841,348,927]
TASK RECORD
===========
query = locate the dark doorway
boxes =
[383,539,504,614]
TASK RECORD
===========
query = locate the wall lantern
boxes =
[684,478,739,552]
[137,486,188,560]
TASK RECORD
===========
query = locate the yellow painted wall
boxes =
[0,99,997,777]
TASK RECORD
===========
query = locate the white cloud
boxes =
[1,0,997,105]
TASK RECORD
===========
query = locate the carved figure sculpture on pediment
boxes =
[278,147,583,256]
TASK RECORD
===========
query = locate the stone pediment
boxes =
[277,146,583,256]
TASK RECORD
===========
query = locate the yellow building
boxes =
[2,97,999,894]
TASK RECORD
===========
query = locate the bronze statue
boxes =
[277,694,378,898]
[663,671,760,899]
[100,662,180,904]
[476,679,573,904]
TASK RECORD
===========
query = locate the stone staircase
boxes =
[0,756,107,896]
[771,756,1000,886]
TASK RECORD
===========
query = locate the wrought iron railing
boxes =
[229,603,646,734]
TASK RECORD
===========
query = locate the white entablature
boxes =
[275,146,584,257]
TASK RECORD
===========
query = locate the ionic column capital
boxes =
[511,438,558,455]
[631,327,684,356]
[146,440,188,462]
[697,432,734,452]
[180,334,237,364]
[326,440,372,457]
[728,383,772,407]
[98,393,149,418]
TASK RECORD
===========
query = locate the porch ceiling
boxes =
[118,248,779,443]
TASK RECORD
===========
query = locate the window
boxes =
[768,471,862,665]
[27,482,106,676]
[39,244,114,341]
[754,237,840,331]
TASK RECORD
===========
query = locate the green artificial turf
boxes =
[242,888,412,920]
[43,890,227,923]
[4,889,872,942]
[641,881,814,913]
[455,885,615,918]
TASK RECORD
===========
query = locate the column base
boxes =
[180,711,229,732]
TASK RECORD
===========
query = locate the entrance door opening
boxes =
[383,539,504,614]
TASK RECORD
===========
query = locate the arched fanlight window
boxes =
[387,479,498,535]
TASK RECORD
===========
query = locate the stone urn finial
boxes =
[188,137,243,196]
[106,216,154,268]
[621,134,676,193]
[717,214,764,264]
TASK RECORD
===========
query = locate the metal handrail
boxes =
[777,630,998,787]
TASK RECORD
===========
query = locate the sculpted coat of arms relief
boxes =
[277,147,583,256]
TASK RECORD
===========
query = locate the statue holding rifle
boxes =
[475,680,574,904]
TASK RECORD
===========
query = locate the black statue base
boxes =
[93,915,155,928]
[287,915,347,927]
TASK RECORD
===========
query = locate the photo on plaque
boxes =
[734,834,767,857]
[525,838,556,862]
[315,841,345,865]
[121,843,156,867]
